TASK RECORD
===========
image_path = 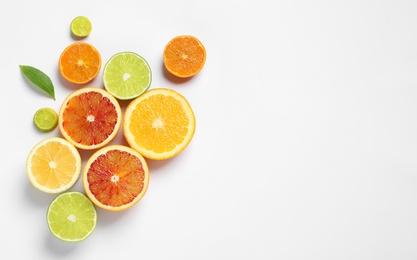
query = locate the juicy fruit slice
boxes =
[58,87,122,150]
[59,42,101,84]
[70,16,92,38]
[26,137,81,193]
[123,88,196,160]
[103,52,151,100]
[163,35,206,78]
[33,107,58,132]
[83,145,150,211]
[47,191,97,242]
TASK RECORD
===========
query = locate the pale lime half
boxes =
[70,16,92,38]
[34,107,58,132]
[103,52,152,100]
[47,191,97,242]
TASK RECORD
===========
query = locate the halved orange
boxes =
[83,145,150,211]
[163,35,206,78]
[26,136,81,193]
[123,88,196,160]
[59,42,101,84]
[58,87,122,150]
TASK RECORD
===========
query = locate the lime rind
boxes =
[47,191,97,242]
[70,16,92,38]
[103,52,152,100]
[34,107,58,132]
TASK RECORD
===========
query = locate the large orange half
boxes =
[83,145,150,211]
[59,42,101,84]
[123,88,196,160]
[58,87,122,150]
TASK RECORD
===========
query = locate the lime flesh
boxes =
[34,107,58,132]
[103,52,152,100]
[70,16,92,37]
[47,191,97,242]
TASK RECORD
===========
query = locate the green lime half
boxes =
[34,107,58,132]
[70,16,92,38]
[47,191,97,242]
[103,52,152,100]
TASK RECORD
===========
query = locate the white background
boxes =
[1,0,417,259]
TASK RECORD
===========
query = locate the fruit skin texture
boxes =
[163,35,206,78]
[83,145,150,212]
[26,136,81,194]
[58,42,101,84]
[123,88,196,160]
[58,87,122,150]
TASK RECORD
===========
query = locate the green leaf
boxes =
[19,65,55,100]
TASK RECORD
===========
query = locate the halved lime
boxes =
[103,52,152,100]
[47,191,97,242]
[34,107,58,132]
[70,16,92,38]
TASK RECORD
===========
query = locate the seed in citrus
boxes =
[123,88,196,160]
[163,35,206,78]
[58,42,101,84]
[83,145,150,212]
[33,107,58,132]
[47,191,97,242]
[70,16,92,38]
[58,87,122,150]
[26,137,81,193]
[103,52,152,100]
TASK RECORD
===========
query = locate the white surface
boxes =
[1,0,417,259]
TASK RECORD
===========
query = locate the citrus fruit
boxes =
[33,107,58,132]
[123,88,196,160]
[58,87,122,150]
[47,191,97,242]
[103,52,152,100]
[58,42,101,84]
[163,35,206,78]
[83,145,150,211]
[70,16,92,38]
[26,136,81,193]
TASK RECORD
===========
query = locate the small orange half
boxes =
[59,42,101,84]
[163,35,206,78]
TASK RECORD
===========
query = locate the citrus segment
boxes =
[59,42,101,84]
[33,107,58,132]
[26,137,81,193]
[123,88,196,160]
[58,87,122,150]
[103,52,152,100]
[163,35,206,78]
[47,191,97,242]
[83,145,150,211]
[70,16,92,38]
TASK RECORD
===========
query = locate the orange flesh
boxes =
[62,92,118,147]
[129,94,190,153]
[164,36,206,78]
[31,142,77,189]
[86,149,145,207]
[59,43,101,84]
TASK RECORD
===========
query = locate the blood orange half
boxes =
[58,87,122,150]
[83,145,150,211]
